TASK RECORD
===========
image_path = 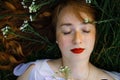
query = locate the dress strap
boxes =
[104,70,120,80]
[13,60,47,76]
[13,62,35,76]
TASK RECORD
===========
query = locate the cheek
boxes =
[85,34,96,49]
[56,33,72,50]
[57,36,71,47]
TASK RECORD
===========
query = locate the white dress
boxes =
[13,59,120,80]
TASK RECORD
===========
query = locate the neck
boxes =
[60,58,91,80]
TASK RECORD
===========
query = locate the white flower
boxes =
[86,0,91,3]
[20,20,29,32]
[84,18,90,23]
[1,26,11,38]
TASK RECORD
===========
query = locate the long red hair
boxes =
[0,0,97,70]
[0,0,54,70]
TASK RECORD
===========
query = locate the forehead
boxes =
[57,6,94,23]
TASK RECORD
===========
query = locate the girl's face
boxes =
[56,6,96,60]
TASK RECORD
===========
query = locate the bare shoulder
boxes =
[98,70,115,80]
[90,64,114,80]
[95,67,115,80]
[17,64,35,80]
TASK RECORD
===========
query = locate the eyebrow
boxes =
[60,23,72,27]
[59,22,95,28]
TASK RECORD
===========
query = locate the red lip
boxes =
[71,48,84,54]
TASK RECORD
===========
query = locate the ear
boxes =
[56,41,58,44]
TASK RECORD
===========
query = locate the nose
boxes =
[73,31,82,44]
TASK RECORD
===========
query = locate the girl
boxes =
[13,0,120,80]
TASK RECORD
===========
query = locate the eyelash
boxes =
[63,30,90,35]
[63,29,90,35]
[63,31,71,35]
[83,30,90,33]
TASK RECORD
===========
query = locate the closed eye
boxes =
[83,30,90,33]
[63,31,72,35]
